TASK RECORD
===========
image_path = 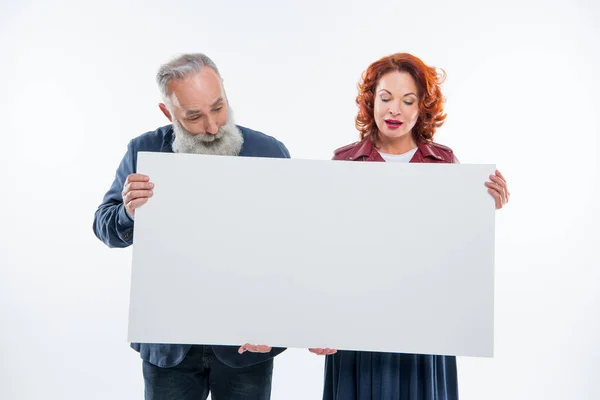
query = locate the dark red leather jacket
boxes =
[332,137,458,164]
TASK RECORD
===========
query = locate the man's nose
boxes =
[205,118,219,135]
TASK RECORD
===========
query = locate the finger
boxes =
[311,348,335,355]
[489,174,507,188]
[123,189,154,204]
[487,182,506,202]
[123,189,154,201]
[240,344,254,352]
[126,174,150,184]
[246,345,267,353]
[488,189,502,209]
[484,182,505,197]
[244,344,260,353]
[494,170,510,202]
[490,172,506,186]
[127,197,149,213]
[249,345,271,353]
[123,181,154,195]
[485,182,507,206]
[500,185,509,204]
[495,169,506,182]
[239,343,258,353]
[238,345,246,354]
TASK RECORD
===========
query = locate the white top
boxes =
[378,148,418,163]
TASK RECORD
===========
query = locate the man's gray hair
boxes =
[156,53,221,100]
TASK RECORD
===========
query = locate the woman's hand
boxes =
[485,169,510,209]
[308,348,337,355]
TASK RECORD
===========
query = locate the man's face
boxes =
[161,68,244,156]
[167,67,229,138]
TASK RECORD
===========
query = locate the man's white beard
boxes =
[171,108,244,156]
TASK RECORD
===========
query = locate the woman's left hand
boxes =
[485,169,510,210]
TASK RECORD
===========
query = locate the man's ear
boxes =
[159,103,172,121]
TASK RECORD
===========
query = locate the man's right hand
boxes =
[122,174,154,219]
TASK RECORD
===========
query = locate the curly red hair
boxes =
[355,53,447,143]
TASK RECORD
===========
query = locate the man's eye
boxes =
[213,106,223,112]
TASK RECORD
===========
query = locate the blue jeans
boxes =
[142,345,274,400]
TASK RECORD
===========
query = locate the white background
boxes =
[1,0,598,399]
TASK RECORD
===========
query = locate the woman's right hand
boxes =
[308,348,337,355]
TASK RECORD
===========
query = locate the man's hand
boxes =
[122,174,154,219]
[237,344,272,354]
[485,169,510,210]
[308,348,337,355]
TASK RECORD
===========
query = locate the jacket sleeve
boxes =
[275,139,291,159]
[93,140,137,248]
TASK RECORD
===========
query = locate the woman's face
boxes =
[373,70,420,144]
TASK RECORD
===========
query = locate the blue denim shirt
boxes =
[93,124,289,368]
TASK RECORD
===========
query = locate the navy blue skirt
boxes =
[323,351,459,400]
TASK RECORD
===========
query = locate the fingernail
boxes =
[149,183,154,188]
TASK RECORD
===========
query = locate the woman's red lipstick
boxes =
[384,119,403,129]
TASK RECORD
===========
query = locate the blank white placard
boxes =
[127,151,496,357]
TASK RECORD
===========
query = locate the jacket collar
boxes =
[346,138,378,160]
[161,125,175,152]
[416,140,446,161]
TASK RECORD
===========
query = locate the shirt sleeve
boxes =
[92,140,136,248]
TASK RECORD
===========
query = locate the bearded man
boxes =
[93,53,289,400]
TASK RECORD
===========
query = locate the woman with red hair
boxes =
[308,53,510,400]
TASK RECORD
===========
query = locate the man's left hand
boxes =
[238,344,272,354]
